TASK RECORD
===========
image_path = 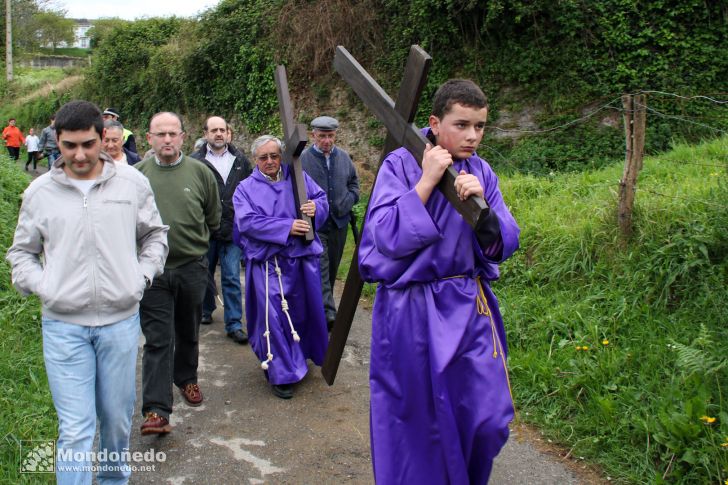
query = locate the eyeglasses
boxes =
[150,132,183,139]
[256,153,281,162]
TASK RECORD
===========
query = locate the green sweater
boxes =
[136,155,221,268]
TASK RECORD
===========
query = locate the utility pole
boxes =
[5,0,12,81]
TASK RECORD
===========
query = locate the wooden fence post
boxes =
[618,94,647,241]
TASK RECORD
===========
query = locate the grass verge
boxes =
[0,156,55,484]
[497,136,728,483]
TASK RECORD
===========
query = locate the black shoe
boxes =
[271,383,293,399]
[201,315,212,325]
[227,329,249,344]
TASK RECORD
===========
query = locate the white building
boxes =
[71,19,92,48]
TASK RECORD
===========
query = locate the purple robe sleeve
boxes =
[233,183,292,247]
[363,155,441,259]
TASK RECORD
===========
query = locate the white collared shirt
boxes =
[262,167,283,182]
[312,144,332,170]
[205,144,236,183]
[154,153,184,167]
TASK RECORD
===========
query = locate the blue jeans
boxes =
[202,240,243,333]
[47,151,60,171]
[43,313,140,485]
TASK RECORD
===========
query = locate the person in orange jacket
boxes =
[2,118,25,161]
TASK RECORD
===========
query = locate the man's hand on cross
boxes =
[300,200,316,218]
[290,219,311,236]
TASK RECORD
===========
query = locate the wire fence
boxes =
[486,90,727,136]
[482,90,728,211]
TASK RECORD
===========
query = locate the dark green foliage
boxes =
[185,0,279,132]
[83,17,189,129]
[82,1,280,134]
[79,0,727,167]
[379,0,728,99]
[377,0,728,172]
[484,120,626,175]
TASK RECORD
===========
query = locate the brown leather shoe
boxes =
[140,412,172,435]
[178,383,203,406]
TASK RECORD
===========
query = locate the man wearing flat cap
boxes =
[103,107,138,155]
[300,116,359,330]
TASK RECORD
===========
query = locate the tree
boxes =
[31,11,74,50]
[0,0,41,56]
[86,18,128,49]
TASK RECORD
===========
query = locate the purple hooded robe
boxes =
[233,165,329,385]
[359,138,520,484]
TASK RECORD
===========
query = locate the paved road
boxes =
[127,277,605,484]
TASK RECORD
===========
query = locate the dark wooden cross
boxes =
[321,45,491,384]
[275,65,314,242]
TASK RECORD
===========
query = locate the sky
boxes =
[60,0,221,20]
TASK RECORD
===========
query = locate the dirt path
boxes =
[125,271,608,484]
[14,75,84,107]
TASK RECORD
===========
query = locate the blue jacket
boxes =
[124,147,141,165]
[300,145,359,230]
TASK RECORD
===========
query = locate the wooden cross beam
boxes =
[323,45,490,384]
[275,65,314,242]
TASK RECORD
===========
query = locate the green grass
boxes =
[37,47,91,58]
[336,193,377,300]
[7,67,69,93]
[0,155,55,484]
[0,67,80,135]
[497,136,728,483]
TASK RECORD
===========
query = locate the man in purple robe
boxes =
[359,79,520,484]
[233,135,329,399]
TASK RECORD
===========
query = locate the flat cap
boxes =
[310,116,339,131]
[103,107,121,119]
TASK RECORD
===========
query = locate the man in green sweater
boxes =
[135,112,221,435]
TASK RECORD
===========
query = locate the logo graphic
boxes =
[20,440,55,473]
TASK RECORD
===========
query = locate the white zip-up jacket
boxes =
[6,154,169,326]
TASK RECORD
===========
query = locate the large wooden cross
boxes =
[321,45,491,384]
[274,65,314,242]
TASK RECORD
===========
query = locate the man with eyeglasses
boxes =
[232,135,329,399]
[135,112,221,434]
[299,116,359,330]
[191,116,252,344]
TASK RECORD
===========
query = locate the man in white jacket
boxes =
[6,100,168,485]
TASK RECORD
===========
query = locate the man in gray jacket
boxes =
[300,116,359,329]
[6,100,168,485]
[38,114,60,172]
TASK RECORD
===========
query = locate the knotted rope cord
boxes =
[475,280,498,359]
[274,256,301,343]
[476,277,515,410]
[261,259,274,370]
[260,256,301,371]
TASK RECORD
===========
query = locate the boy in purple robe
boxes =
[233,135,329,399]
[359,79,520,484]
